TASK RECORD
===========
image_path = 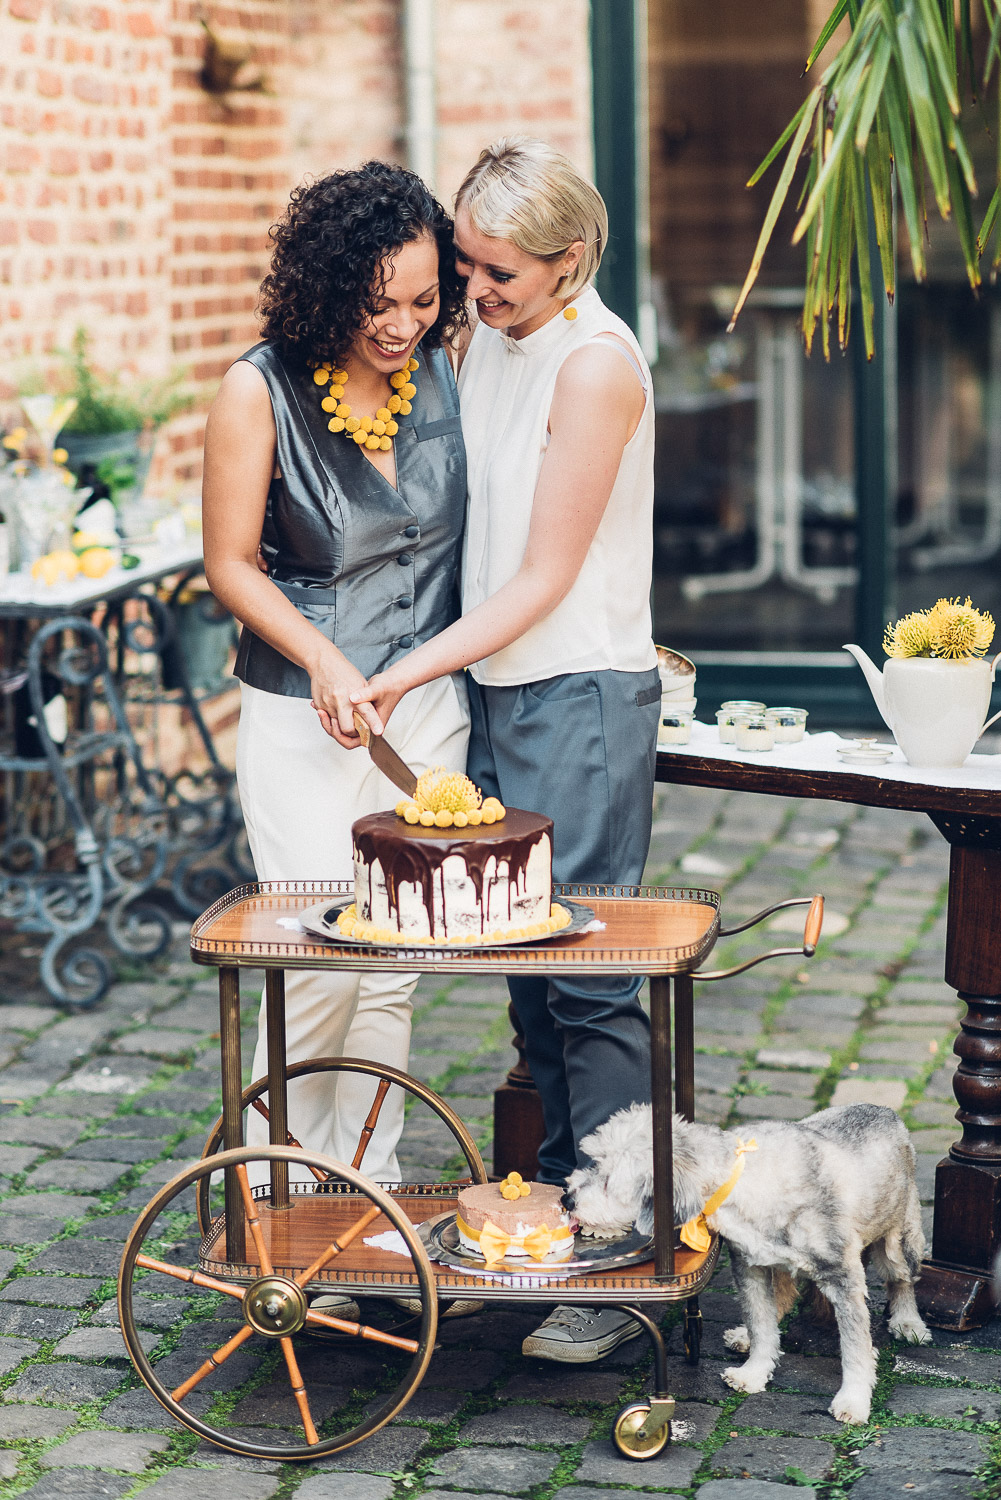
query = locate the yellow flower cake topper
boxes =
[499,1171,532,1201]
[394,767,505,829]
[883,597,995,661]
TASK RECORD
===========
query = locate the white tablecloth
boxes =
[660,720,1001,793]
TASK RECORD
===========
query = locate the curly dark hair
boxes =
[257,161,467,367]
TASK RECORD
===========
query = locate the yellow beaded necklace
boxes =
[312,357,419,453]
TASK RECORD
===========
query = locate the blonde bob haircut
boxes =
[455,137,607,299]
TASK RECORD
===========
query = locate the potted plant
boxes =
[54,330,192,509]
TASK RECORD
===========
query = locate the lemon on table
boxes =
[77,546,115,579]
[31,550,78,586]
[72,530,104,552]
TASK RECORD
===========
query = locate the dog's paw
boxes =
[722,1365,767,1394]
[888,1315,932,1346]
[723,1325,750,1354]
[829,1387,871,1424]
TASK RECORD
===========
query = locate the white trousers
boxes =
[236,674,470,1182]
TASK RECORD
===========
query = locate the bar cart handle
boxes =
[694,892,825,983]
[803,894,824,956]
[719,894,816,939]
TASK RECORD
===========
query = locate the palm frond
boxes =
[732,0,1001,355]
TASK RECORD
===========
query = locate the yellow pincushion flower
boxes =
[413,766,482,815]
[883,597,996,660]
[928,597,996,659]
[883,611,934,659]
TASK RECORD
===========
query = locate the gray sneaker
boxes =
[522,1305,643,1363]
[392,1296,484,1319]
[309,1293,360,1324]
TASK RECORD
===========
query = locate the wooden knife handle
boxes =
[352,711,372,747]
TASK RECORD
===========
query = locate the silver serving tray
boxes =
[297,897,596,950]
[417,1210,654,1279]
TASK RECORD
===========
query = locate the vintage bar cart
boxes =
[117,880,823,1463]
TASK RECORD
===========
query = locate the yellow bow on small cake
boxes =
[679,1137,758,1253]
[478,1220,559,1266]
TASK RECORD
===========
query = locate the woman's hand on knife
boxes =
[308,643,384,747]
[350,665,409,731]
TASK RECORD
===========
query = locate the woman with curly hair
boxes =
[202,162,470,1209]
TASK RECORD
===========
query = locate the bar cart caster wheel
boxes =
[683,1306,702,1366]
[119,1145,438,1461]
[613,1400,672,1460]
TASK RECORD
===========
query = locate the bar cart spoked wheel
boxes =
[117,880,824,1462]
[194,1058,489,1237]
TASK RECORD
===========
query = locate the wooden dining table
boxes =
[654,726,1001,1331]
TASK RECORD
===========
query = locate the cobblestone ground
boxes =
[0,786,999,1500]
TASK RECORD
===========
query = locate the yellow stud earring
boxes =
[563,306,578,321]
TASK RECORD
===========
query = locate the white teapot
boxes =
[843,644,1001,768]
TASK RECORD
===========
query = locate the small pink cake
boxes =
[456,1175,575,1265]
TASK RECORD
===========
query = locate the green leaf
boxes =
[914,0,960,115]
[728,89,821,331]
[978,182,1001,257]
[944,132,982,286]
[806,0,852,73]
[897,12,951,217]
[866,121,896,299]
[855,31,893,149]
[851,151,876,358]
[883,64,928,277]
[748,94,813,188]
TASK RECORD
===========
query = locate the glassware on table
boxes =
[764,706,809,743]
[6,469,84,573]
[658,706,694,745]
[716,702,766,742]
[734,714,775,751]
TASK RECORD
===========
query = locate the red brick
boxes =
[26,219,57,244]
[9,0,44,20]
[35,68,63,98]
[0,222,19,246]
[127,10,160,38]
[49,148,79,175]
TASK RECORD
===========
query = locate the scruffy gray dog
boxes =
[567,1101,930,1424]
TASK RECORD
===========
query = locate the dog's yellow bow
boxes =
[679,1137,758,1254]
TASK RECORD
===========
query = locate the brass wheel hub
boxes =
[244,1275,308,1336]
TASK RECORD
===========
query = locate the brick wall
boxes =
[0,0,592,494]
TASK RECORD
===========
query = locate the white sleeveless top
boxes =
[458,284,658,687]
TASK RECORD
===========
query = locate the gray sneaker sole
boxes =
[522,1321,643,1364]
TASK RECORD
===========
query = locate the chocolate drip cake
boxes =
[336,768,571,945]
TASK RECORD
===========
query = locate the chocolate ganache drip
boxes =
[353,808,553,936]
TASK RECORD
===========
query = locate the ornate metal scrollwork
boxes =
[0,589,249,1007]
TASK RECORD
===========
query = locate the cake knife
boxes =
[353,712,418,798]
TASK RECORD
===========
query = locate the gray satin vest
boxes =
[233,340,466,697]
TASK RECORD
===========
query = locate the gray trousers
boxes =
[466,665,661,1184]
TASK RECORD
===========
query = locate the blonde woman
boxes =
[351,138,660,1364]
